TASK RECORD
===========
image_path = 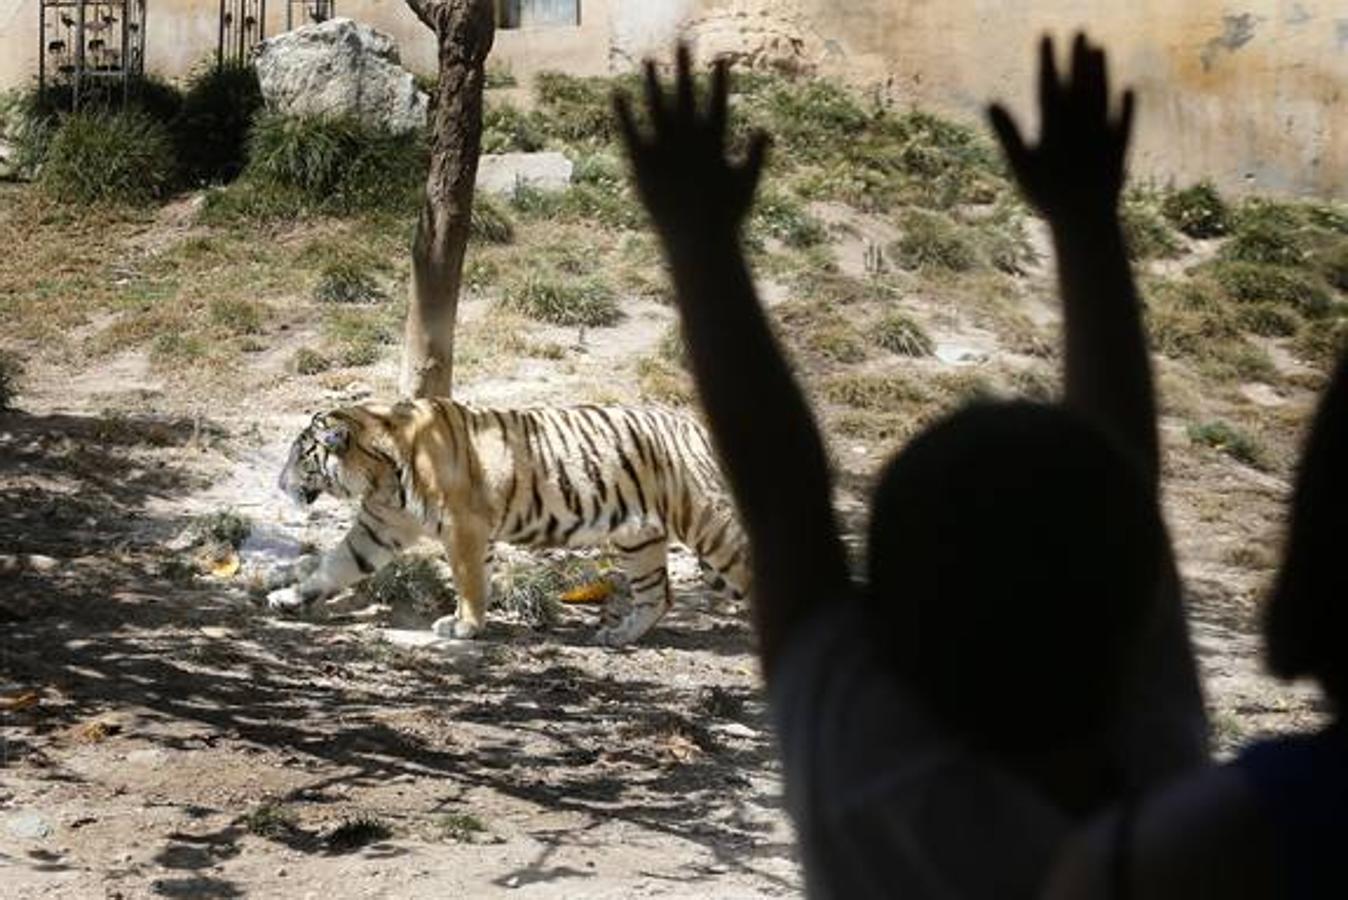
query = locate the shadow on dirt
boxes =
[0,409,793,893]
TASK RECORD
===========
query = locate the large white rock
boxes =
[476,151,574,196]
[254,18,428,134]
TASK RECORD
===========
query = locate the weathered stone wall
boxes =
[3,0,1345,198]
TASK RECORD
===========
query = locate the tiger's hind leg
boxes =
[596,526,671,647]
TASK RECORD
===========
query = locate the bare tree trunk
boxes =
[399,0,495,398]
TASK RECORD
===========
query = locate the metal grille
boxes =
[38,0,147,110]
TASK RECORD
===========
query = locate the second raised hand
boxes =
[987,33,1135,222]
[614,43,770,245]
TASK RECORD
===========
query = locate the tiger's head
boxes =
[278,411,382,507]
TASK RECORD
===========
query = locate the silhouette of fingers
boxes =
[1038,35,1061,135]
[987,104,1031,183]
[739,130,770,198]
[643,60,668,136]
[1077,40,1108,124]
[675,43,695,122]
[613,91,645,157]
[708,58,730,145]
[1115,88,1136,149]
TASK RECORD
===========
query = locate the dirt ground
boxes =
[0,190,1330,898]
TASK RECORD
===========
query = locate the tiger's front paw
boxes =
[432,615,481,640]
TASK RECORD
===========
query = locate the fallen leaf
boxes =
[71,719,122,744]
[559,580,613,605]
[0,691,40,712]
[207,553,240,578]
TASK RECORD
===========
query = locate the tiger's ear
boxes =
[316,420,350,453]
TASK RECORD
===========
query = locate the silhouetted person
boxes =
[616,36,1204,898]
[1044,348,1348,900]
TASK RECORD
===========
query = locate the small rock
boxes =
[714,722,758,740]
[7,812,52,840]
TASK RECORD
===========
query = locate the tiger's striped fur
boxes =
[266,398,749,645]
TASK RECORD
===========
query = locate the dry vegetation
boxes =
[1,66,1344,896]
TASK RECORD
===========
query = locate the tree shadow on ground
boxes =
[0,409,795,893]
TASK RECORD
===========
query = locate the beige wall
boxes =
[3,1,1345,198]
[792,1,1348,199]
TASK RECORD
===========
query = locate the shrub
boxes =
[891,210,980,272]
[39,110,175,205]
[1210,261,1333,317]
[873,311,934,356]
[1187,420,1267,469]
[1162,182,1230,238]
[173,62,264,185]
[502,274,621,327]
[315,259,383,304]
[0,349,23,410]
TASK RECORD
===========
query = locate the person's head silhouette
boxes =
[1267,352,1348,711]
[865,401,1164,811]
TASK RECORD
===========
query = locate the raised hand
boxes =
[615,44,770,247]
[988,34,1135,222]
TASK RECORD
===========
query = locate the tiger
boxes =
[265,398,750,646]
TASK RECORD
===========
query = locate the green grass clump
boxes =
[891,210,980,272]
[0,349,23,410]
[1293,317,1348,367]
[173,61,263,185]
[873,311,935,356]
[293,347,331,375]
[209,297,265,334]
[502,274,622,327]
[1220,201,1309,267]
[1236,302,1302,337]
[1122,200,1183,260]
[220,112,426,217]
[39,110,175,205]
[471,194,516,244]
[151,332,207,364]
[1313,242,1348,292]
[315,259,384,304]
[482,102,548,153]
[534,71,635,145]
[325,816,392,852]
[357,555,456,616]
[751,190,827,248]
[1162,181,1230,238]
[1144,278,1277,381]
[1188,420,1268,469]
[324,308,399,366]
[195,509,252,549]
[436,812,487,842]
[244,801,299,840]
[1210,261,1333,317]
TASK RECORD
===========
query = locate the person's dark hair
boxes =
[1266,352,1348,708]
[865,401,1162,755]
